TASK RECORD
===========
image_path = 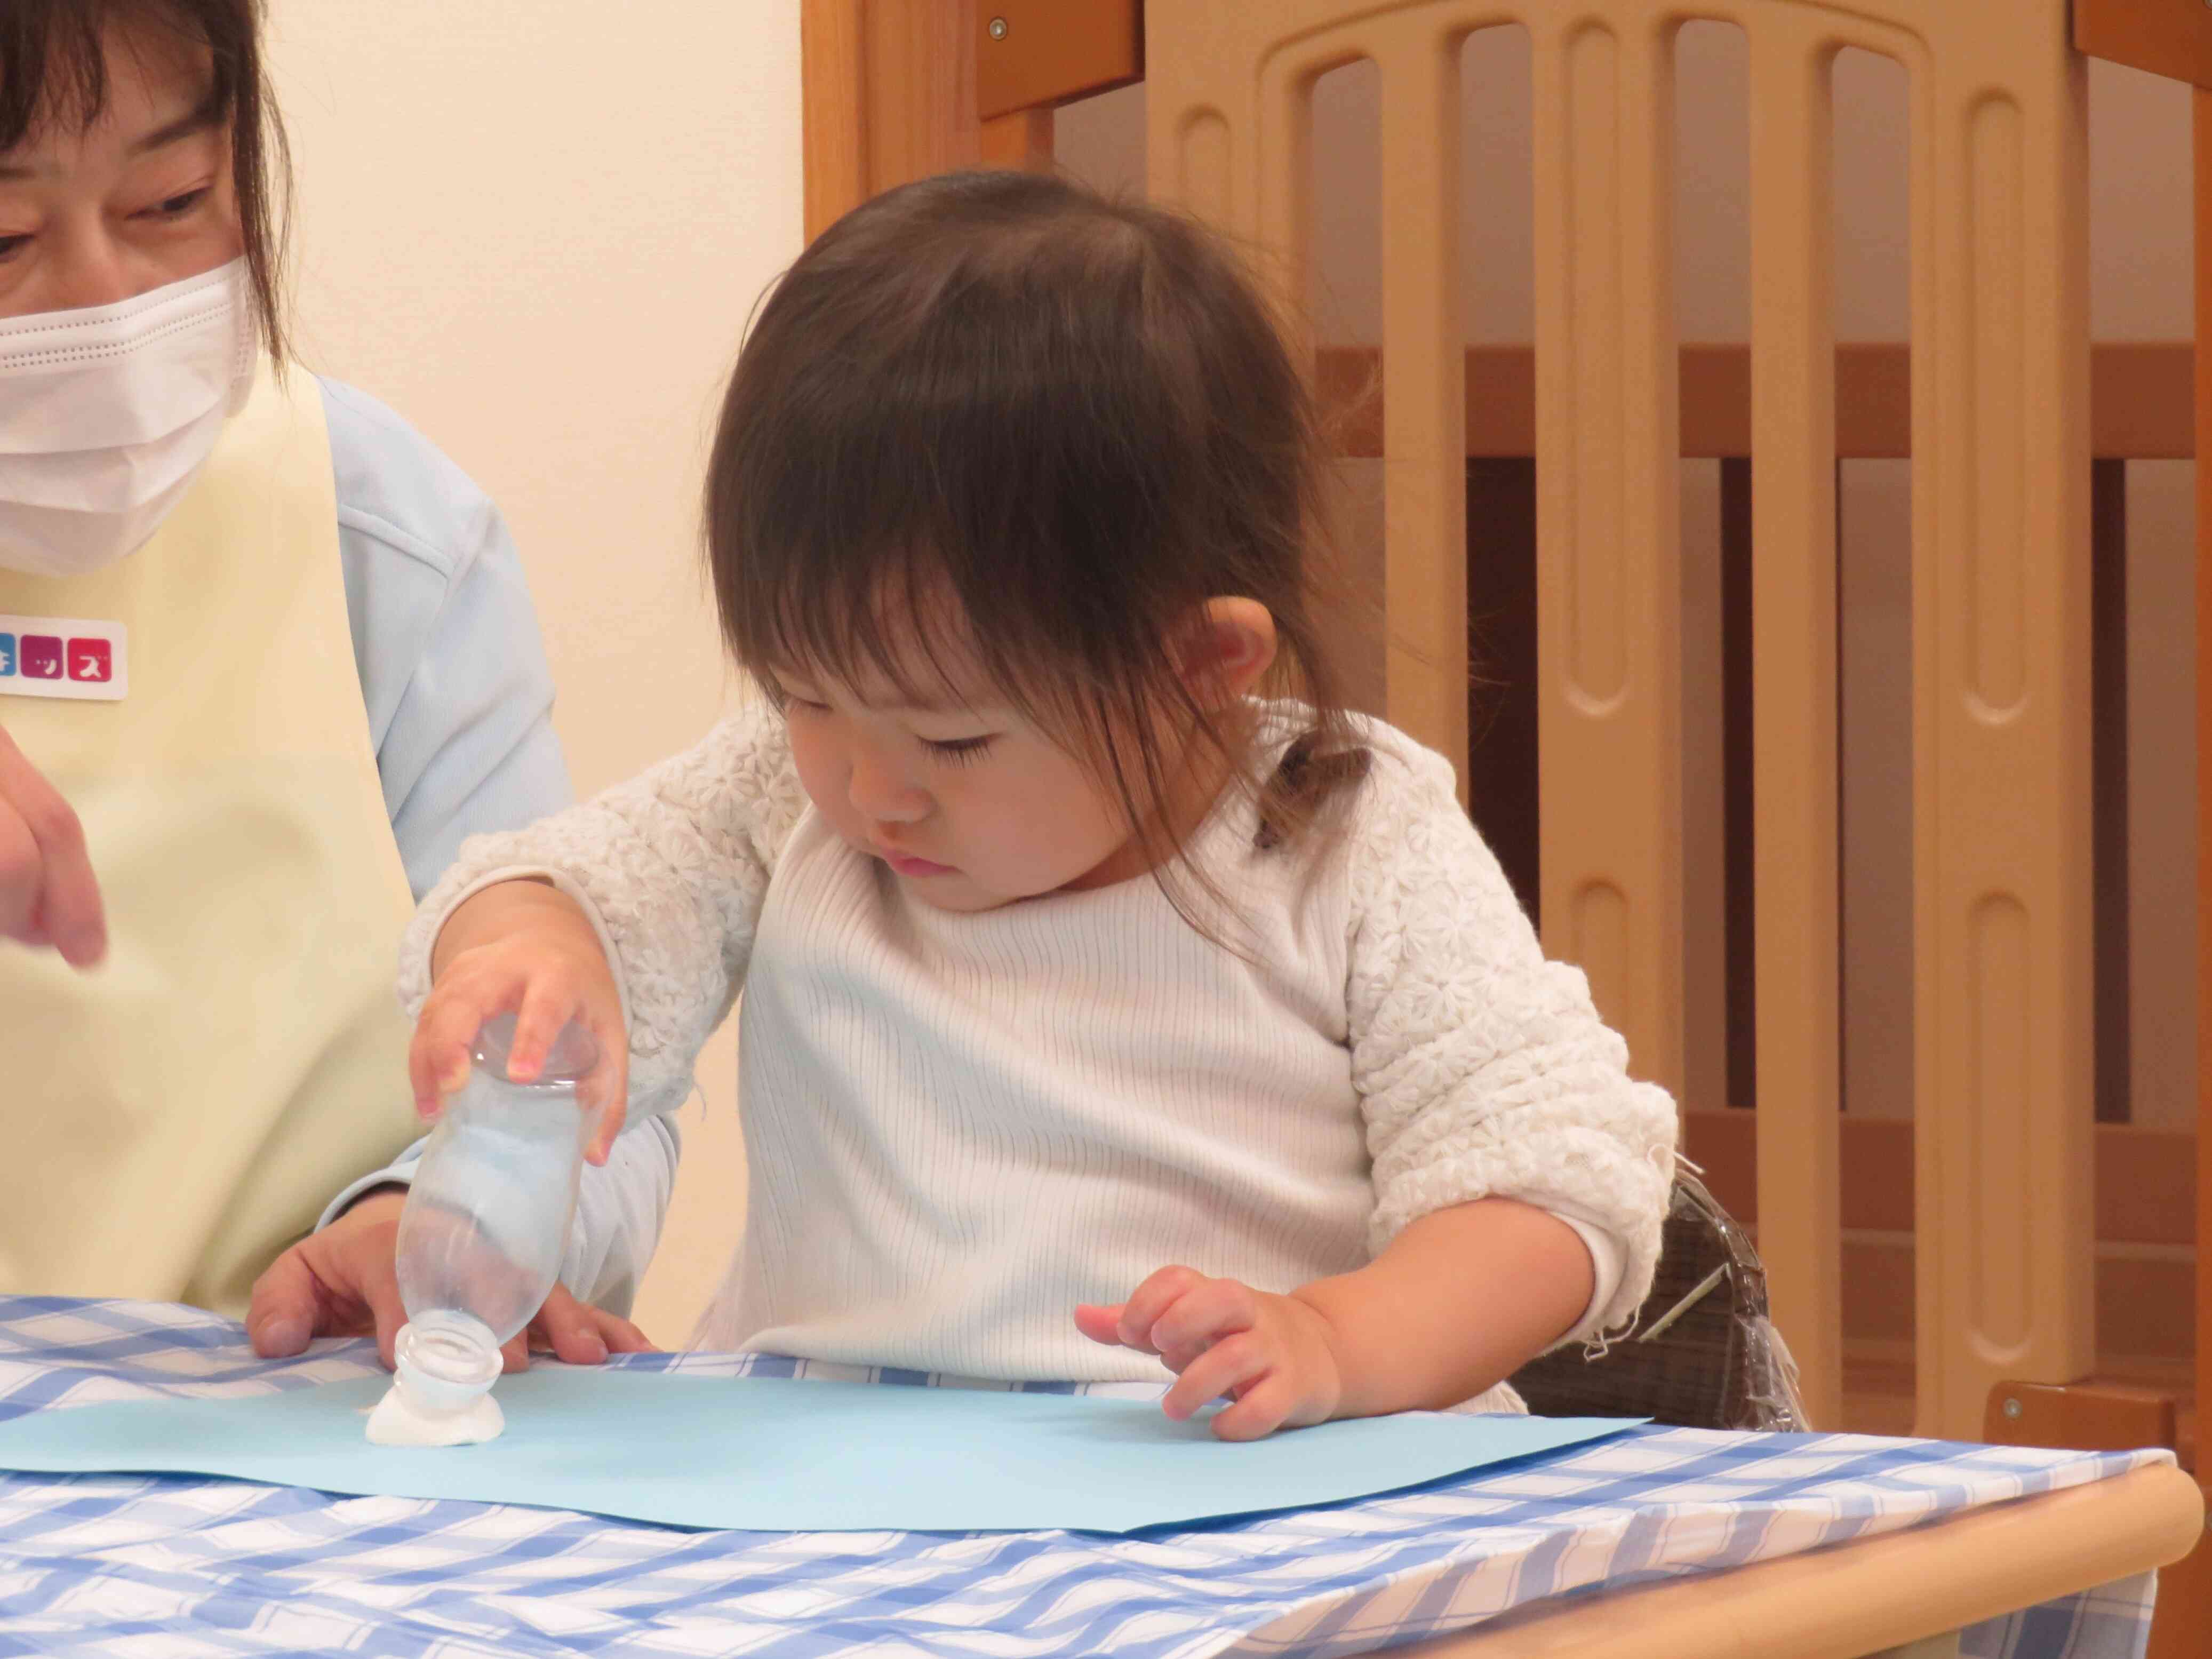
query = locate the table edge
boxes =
[1384,1462,2205,1659]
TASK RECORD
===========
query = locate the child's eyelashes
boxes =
[925,735,997,767]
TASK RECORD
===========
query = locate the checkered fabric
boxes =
[0,1298,2174,1659]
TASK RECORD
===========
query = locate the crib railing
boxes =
[1153,0,2094,1445]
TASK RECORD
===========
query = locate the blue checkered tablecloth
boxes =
[0,1298,2177,1659]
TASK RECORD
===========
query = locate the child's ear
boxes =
[1177,598,1279,709]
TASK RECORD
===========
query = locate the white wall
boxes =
[1061,43,2197,1129]
[266,1,802,1339]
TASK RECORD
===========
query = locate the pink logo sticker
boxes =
[67,639,112,682]
[20,635,62,680]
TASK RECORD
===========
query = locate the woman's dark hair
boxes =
[1,1,289,357]
[706,169,1365,913]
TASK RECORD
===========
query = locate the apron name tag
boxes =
[0,615,127,702]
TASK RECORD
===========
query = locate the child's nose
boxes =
[848,755,929,823]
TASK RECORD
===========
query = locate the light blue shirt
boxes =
[315,377,678,1319]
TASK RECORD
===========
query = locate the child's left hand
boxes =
[1075,1267,1348,1440]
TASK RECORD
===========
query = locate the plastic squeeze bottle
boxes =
[365,1015,604,1448]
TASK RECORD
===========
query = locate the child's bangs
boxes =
[734,538,1003,716]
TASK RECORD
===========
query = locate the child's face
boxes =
[770,658,1151,913]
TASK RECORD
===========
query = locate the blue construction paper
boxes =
[0,1369,1640,1534]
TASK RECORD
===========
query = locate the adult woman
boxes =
[0,0,670,1368]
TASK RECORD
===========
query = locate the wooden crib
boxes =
[801,0,2212,1644]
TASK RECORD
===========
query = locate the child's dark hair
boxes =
[705,169,1367,912]
[2,1,290,357]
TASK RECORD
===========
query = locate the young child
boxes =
[402,170,1678,1439]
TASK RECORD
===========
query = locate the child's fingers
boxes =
[506,974,587,1084]
[1208,1375,1299,1442]
[410,984,504,1116]
[1161,1334,1272,1422]
[1113,1266,1206,1353]
[499,1332,532,1374]
[1148,1277,1257,1363]
[1072,1303,1128,1346]
[580,1011,629,1166]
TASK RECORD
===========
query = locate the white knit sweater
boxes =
[398,701,1678,1393]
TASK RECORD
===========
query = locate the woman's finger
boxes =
[245,1246,325,1358]
[358,1248,408,1372]
[0,728,103,966]
[529,1285,611,1365]
[595,1307,654,1354]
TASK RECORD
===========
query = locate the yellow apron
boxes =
[0,366,419,1315]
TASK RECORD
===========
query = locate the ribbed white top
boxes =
[402,703,1678,1390]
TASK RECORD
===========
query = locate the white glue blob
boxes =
[365,1381,506,1447]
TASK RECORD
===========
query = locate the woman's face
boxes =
[0,27,241,318]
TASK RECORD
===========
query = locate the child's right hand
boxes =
[410,878,630,1163]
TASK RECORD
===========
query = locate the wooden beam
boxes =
[976,0,1142,121]
[1679,1108,2195,1247]
[2077,0,2212,89]
[1317,342,2193,460]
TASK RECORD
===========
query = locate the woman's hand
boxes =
[1075,1267,1348,1440]
[0,725,105,966]
[246,1189,652,1371]
[412,879,629,1163]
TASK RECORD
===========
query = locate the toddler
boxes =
[403,171,1678,1438]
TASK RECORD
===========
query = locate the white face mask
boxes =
[0,258,257,579]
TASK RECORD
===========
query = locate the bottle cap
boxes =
[471,1014,600,1089]
[393,1312,503,1417]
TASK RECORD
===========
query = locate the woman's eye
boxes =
[925,736,997,765]
[0,234,28,262]
[137,187,211,221]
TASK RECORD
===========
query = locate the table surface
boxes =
[0,1298,2189,1659]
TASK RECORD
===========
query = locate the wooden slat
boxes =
[1376,18,1470,784]
[1745,11,1843,1435]
[1528,15,1686,1098]
[2196,79,2212,1550]
[1316,343,2193,460]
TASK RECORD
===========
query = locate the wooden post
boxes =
[800,0,979,242]
[801,0,1143,241]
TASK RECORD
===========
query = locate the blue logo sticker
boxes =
[0,633,14,677]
